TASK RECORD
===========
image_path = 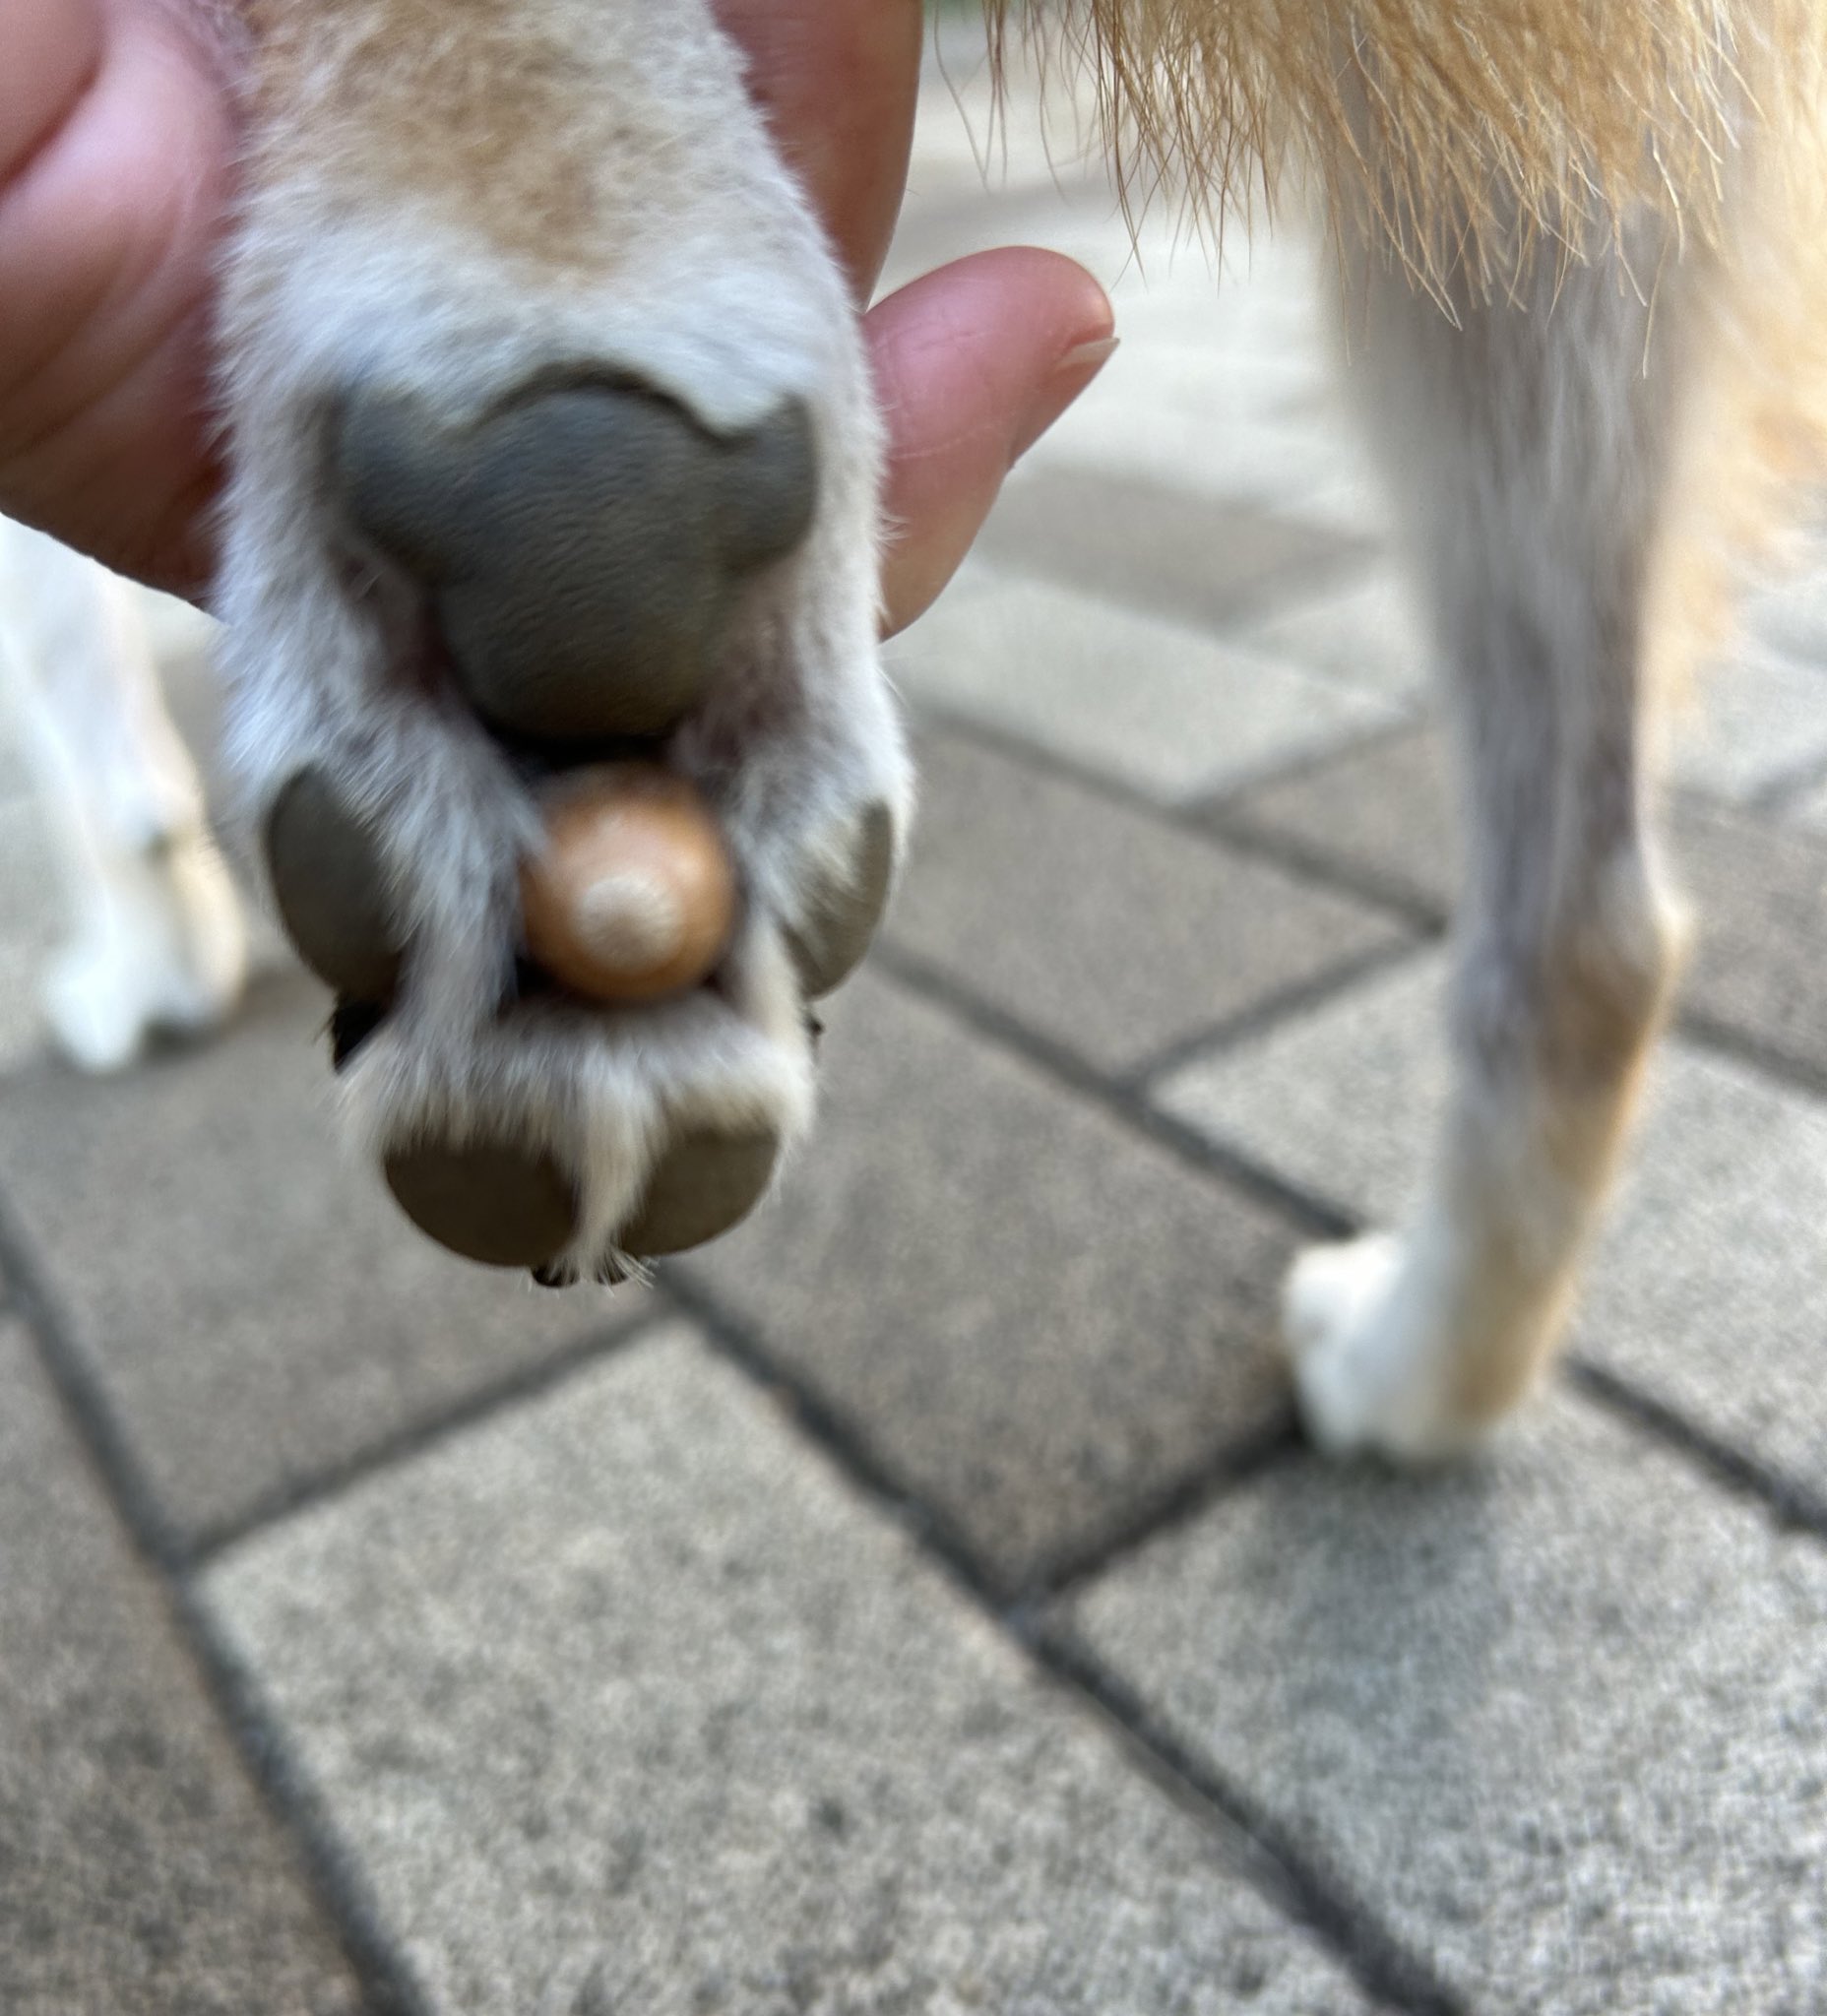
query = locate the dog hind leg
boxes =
[1284,214,1701,1457]
[0,523,247,1073]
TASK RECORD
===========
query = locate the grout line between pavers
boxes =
[1567,1358,1827,1542]
[970,510,1382,637]
[909,699,1432,914]
[1033,1621,1473,2016]
[189,1300,672,1566]
[0,1179,433,2016]
[871,940,1357,1240]
[868,948,1827,1562]
[667,1266,1463,2016]
[1122,935,1427,1094]
[1030,1413,1307,1602]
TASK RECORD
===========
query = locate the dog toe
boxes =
[383,1134,581,1269]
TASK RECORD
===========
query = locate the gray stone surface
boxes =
[0,972,641,1545]
[1154,951,1827,1501]
[1670,647,1827,803]
[0,792,61,1072]
[688,971,1299,1591]
[1222,724,1827,1081]
[1057,1391,1827,2015]
[1231,570,1433,703]
[973,464,1365,634]
[1675,799,1827,1080]
[1218,724,1454,910]
[0,1322,362,2016]
[884,725,1413,1073]
[891,566,1398,803]
[205,1325,1375,2016]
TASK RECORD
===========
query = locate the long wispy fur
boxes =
[991,0,1827,677]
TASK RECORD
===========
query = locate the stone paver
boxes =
[1056,1391,1827,2015]
[205,1324,1377,2016]
[1669,648,1827,803]
[1153,951,1827,1505]
[0,1323,363,2016]
[884,724,1413,1073]
[687,971,1298,1591]
[1229,570,1432,703]
[0,973,640,1546]
[973,464,1365,634]
[1219,724,1453,910]
[891,566,1398,802]
[0,792,61,1073]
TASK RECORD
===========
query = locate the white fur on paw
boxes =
[41,835,248,1075]
[1282,1233,1481,1463]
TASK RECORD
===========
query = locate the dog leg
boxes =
[1284,216,1700,1458]
[217,0,908,1277]
[0,523,247,1073]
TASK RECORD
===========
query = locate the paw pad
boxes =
[253,366,896,1284]
[383,1137,580,1270]
[337,384,817,742]
[620,1122,782,1258]
[265,769,404,1002]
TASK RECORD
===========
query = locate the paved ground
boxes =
[4,34,1827,2016]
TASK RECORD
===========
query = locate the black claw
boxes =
[328,997,389,1073]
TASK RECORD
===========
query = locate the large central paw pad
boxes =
[337,383,817,740]
[238,368,906,1283]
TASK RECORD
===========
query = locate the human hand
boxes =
[0,0,1112,622]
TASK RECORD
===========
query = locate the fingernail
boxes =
[1009,335,1119,466]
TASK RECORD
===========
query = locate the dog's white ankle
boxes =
[1282,1231,1495,1462]
[42,831,249,1075]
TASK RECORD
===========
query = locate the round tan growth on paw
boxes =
[521,764,735,1002]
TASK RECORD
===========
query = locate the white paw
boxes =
[41,834,248,1074]
[1282,1233,1484,1463]
[214,6,909,1280]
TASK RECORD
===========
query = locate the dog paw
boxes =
[215,11,908,1280]
[1282,1234,1484,1462]
[41,832,249,1075]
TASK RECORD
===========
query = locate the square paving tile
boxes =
[886,725,1413,1074]
[1217,724,1454,909]
[1153,951,1827,1502]
[1056,1391,1827,2014]
[0,794,61,1074]
[973,464,1365,636]
[205,1325,1376,2016]
[0,972,642,1547]
[890,568,1397,803]
[0,1322,362,2016]
[1230,570,1432,704]
[686,971,1300,1591]
[1669,649,1827,802]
